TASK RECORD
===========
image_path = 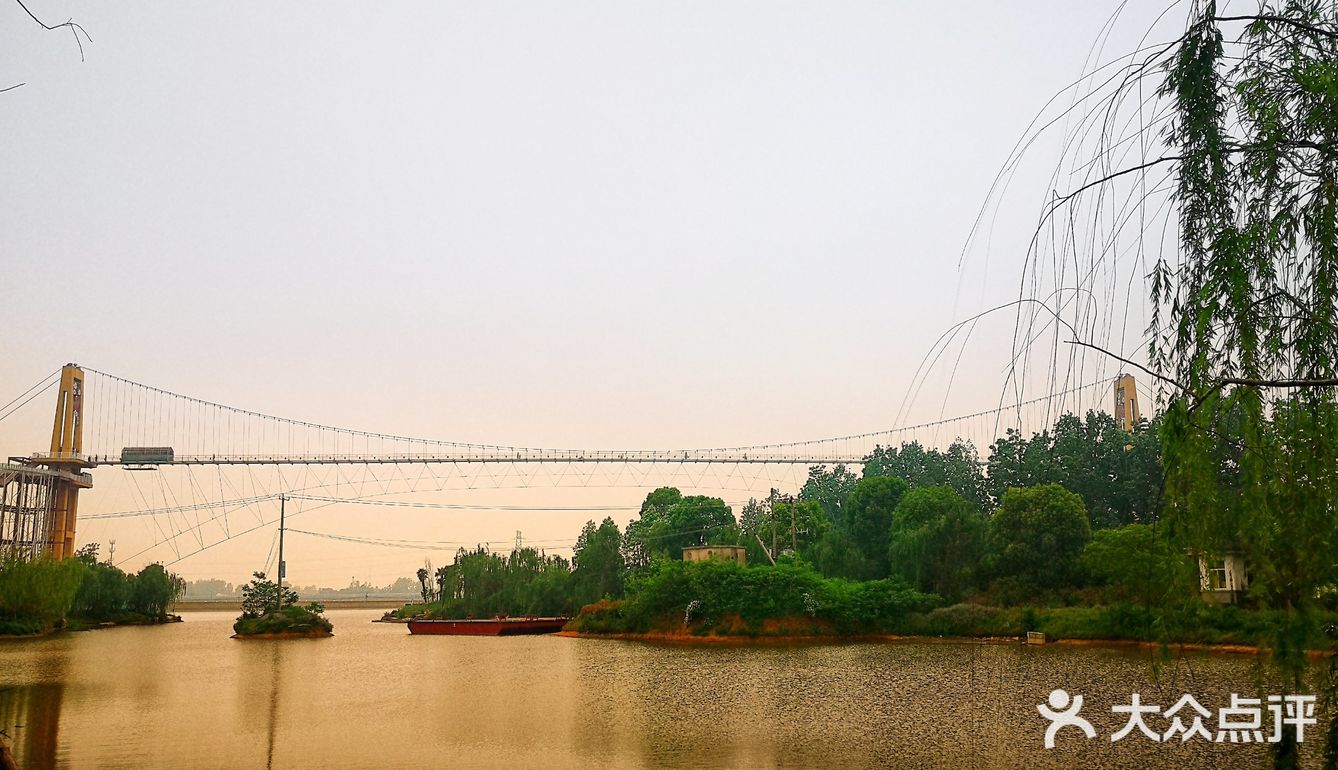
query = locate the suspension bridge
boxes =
[0,363,1126,565]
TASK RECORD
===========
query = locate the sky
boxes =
[1,0,1183,585]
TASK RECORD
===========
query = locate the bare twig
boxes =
[0,83,25,94]
[1063,339,1186,390]
[13,0,92,61]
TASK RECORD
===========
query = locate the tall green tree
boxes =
[1081,524,1196,606]
[845,476,910,578]
[622,488,738,567]
[799,464,859,526]
[887,486,986,600]
[1136,7,1338,764]
[572,517,624,605]
[987,484,1091,596]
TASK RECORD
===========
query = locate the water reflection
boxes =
[233,636,295,768]
[0,611,1325,768]
[0,645,65,770]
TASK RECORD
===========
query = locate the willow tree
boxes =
[1156,0,1337,712]
[979,3,1335,766]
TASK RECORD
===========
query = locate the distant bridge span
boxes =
[87,452,863,466]
[2,363,1120,559]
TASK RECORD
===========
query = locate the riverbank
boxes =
[564,596,1338,654]
[1,614,183,640]
[557,628,1327,656]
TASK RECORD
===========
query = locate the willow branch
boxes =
[1214,15,1338,40]
[14,0,91,60]
[1063,340,1185,390]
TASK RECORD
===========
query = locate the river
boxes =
[0,609,1323,768]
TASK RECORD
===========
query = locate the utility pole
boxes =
[789,494,797,552]
[277,494,286,601]
[768,489,777,563]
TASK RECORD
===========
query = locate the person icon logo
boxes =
[1037,689,1097,748]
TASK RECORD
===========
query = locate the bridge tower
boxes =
[1113,373,1141,432]
[27,364,94,559]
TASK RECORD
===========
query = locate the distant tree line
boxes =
[391,408,1202,620]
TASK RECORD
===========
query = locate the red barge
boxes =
[406,617,570,636]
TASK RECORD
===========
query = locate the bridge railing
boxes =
[84,451,867,466]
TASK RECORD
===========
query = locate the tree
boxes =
[808,527,874,581]
[1022,5,1338,763]
[799,464,859,526]
[239,572,299,617]
[987,485,1091,595]
[863,440,991,513]
[129,564,184,619]
[739,494,827,563]
[844,476,910,578]
[888,487,986,600]
[1081,524,1195,606]
[622,488,738,566]
[985,412,1163,529]
[416,566,432,604]
[572,517,624,605]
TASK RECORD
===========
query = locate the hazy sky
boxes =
[1,1,1179,585]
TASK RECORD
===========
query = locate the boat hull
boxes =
[407,618,569,636]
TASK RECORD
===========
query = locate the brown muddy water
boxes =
[0,609,1324,768]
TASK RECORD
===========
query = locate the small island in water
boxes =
[232,572,333,639]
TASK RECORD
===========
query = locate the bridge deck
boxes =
[82,452,863,466]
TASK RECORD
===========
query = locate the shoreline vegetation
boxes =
[555,559,1338,654]
[386,407,1338,666]
[554,628,1323,658]
[0,544,184,639]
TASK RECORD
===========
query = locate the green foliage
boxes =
[807,526,874,581]
[239,572,299,617]
[888,486,986,600]
[420,546,574,619]
[0,547,184,631]
[798,464,859,526]
[0,557,84,624]
[235,572,330,635]
[905,603,1010,637]
[864,440,991,513]
[584,558,938,636]
[572,517,624,605]
[130,564,185,619]
[845,476,909,577]
[1081,524,1196,605]
[621,488,738,568]
[415,567,432,604]
[1143,13,1338,752]
[987,484,1091,595]
[738,495,827,563]
[985,412,1162,528]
